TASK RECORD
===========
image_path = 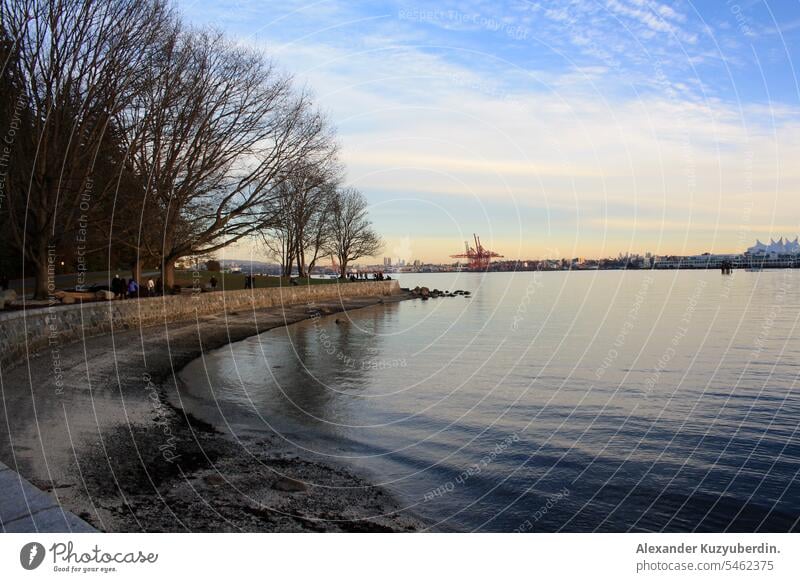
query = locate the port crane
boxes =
[450,234,503,270]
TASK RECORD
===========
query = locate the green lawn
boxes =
[173,271,341,289]
[6,270,343,295]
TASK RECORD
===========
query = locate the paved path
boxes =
[0,461,95,532]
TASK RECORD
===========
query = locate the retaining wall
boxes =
[0,280,400,370]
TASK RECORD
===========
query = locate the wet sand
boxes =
[0,292,426,532]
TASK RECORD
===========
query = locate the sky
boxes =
[179,0,800,263]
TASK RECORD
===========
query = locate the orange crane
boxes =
[450,234,503,270]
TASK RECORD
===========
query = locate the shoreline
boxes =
[0,289,429,532]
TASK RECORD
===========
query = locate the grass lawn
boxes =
[173,271,342,289]
[6,269,344,296]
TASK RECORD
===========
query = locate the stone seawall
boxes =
[0,280,400,370]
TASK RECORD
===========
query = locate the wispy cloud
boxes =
[179,0,800,260]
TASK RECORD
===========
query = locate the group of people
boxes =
[348,271,390,281]
[111,274,158,299]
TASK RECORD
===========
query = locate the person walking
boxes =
[127,277,139,299]
[209,275,217,290]
[147,278,155,297]
[111,274,123,299]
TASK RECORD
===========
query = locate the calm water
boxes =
[178,271,800,532]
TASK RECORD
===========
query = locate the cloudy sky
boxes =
[180,0,800,263]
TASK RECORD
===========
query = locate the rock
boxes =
[56,290,95,302]
[335,318,343,324]
[203,474,226,487]
[272,477,307,492]
[95,290,115,301]
[0,289,16,308]
[419,286,430,298]
[421,296,429,301]
[62,295,76,305]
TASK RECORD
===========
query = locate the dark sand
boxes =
[0,292,426,532]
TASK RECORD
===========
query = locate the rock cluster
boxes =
[410,286,471,300]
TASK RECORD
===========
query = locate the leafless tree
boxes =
[259,184,297,276]
[0,0,171,298]
[259,152,340,278]
[328,187,382,278]
[119,27,334,288]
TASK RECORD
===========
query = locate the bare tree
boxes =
[259,184,297,276]
[120,27,334,288]
[328,187,382,278]
[0,0,171,298]
[259,151,339,278]
[286,162,339,277]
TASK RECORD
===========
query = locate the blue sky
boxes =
[180,0,800,262]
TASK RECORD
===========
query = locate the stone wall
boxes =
[0,280,400,370]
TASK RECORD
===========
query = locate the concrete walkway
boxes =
[0,461,95,532]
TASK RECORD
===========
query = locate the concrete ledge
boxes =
[0,280,400,371]
[0,462,96,532]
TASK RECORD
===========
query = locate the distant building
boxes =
[383,257,392,267]
[746,237,800,255]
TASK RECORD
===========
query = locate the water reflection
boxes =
[179,271,800,532]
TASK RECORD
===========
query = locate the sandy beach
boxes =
[0,291,426,532]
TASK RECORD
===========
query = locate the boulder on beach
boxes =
[419,286,430,298]
[272,477,307,492]
[56,290,96,302]
[203,474,226,487]
[1,289,17,308]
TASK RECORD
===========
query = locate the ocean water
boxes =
[177,270,800,532]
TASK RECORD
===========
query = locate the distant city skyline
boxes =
[181,1,800,263]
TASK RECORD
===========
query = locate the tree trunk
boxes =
[33,258,50,300]
[339,259,347,279]
[295,244,306,278]
[162,257,176,289]
[131,257,142,283]
[283,255,293,277]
